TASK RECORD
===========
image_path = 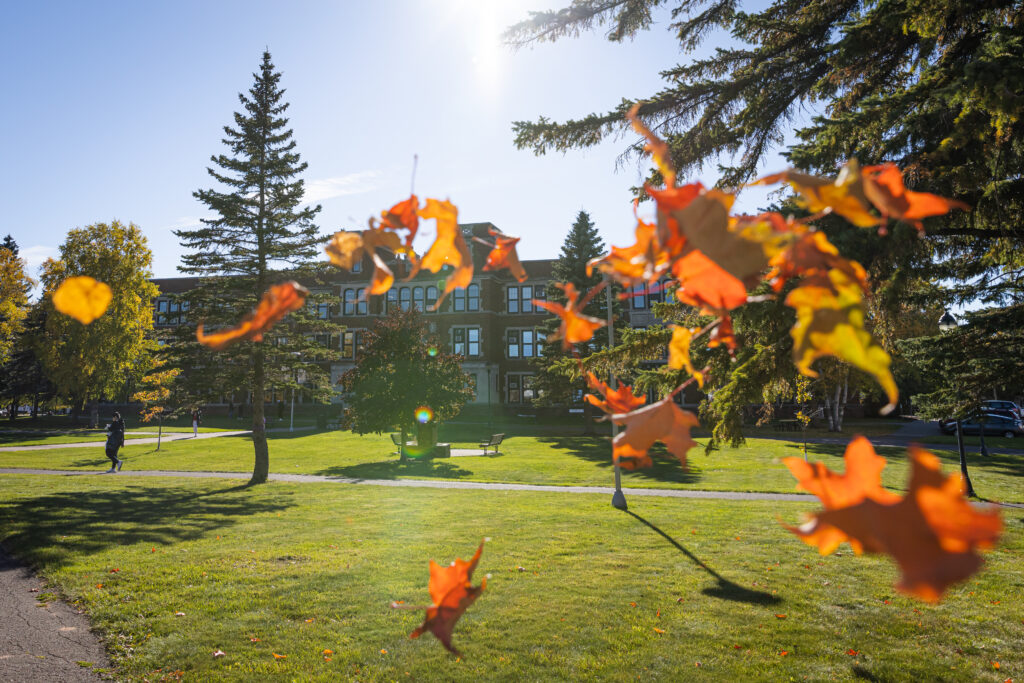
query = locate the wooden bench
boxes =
[390,433,404,456]
[478,433,504,455]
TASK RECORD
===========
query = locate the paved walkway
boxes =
[0,430,253,452]
[0,467,817,502]
[0,547,108,681]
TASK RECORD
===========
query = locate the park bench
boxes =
[390,433,404,456]
[478,433,504,455]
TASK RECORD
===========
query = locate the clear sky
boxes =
[0,0,783,282]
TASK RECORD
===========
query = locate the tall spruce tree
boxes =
[533,211,622,428]
[174,51,339,484]
[508,1,1024,441]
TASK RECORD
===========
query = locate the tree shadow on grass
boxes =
[538,436,703,485]
[0,482,294,571]
[624,510,781,607]
[313,457,474,481]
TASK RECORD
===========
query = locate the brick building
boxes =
[151,222,678,413]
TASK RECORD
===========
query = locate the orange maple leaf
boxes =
[372,194,420,247]
[408,540,487,656]
[788,446,1002,602]
[584,372,646,415]
[611,396,700,469]
[862,164,969,230]
[196,281,308,350]
[756,161,879,228]
[767,230,868,294]
[52,276,112,325]
[587,218,672,287]
[670,250,749,312]
[418,198,473,309]
[708,315,736,350]
[482,228,527,282]
[534,282,606,349]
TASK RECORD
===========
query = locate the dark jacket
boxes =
[106,420,125,448]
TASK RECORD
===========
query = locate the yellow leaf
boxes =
[667,325,704,388]
[52,276,112,324]
[785,269,898,413]
[757,160,879,228]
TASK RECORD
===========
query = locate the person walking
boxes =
[105,412,125,473]
[191,408,200,438]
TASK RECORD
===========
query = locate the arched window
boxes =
[426,286,439,311]
[399,287,411,311]
[413,286,424,311]
[467,283,480,311]
[387,288,398,313]
[343,289,356,315]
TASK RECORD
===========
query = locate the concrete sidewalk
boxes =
[0,430,253,452]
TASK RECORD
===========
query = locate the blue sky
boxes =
[1,0,783,282]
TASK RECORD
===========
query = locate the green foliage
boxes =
[341,309,473,442]
[36,221,158,409]
[0,241,33,368]
[171,50,341,483]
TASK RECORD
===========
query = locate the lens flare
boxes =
[427,346,438,357]
[415,406,434,424]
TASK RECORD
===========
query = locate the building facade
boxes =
[151,222,680,413]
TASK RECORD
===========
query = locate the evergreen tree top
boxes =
[1,235,17,256]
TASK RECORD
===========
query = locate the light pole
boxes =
[938,310,977,496]
[607,278,627,510]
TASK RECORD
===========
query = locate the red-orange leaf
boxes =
[482,228,527,282]
[587,218,672,287]
[534,282,606,349]
[409,540,487,655]
[611,396,699,469]
[862,164,969,230]
[418,199,473,309]
[708,316,736,350]
[788,446,1002,602]
[627,103,676,188]
[373,194,420,246]
[671,250,749,312]
[584,372,646,415]
[196,281,308,350]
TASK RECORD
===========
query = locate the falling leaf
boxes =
[757,161,879,228]
[708,316,736,350]
[196,281,308,350]
[407,540,487,656]
[212,650,225,658]
[667,325,705,387]
[52,276,112,324]
[418,198,473,309]
[482,228,527,282]
[373,194,421,246]
[584,372,646,415]
[272,653,287,660]
[861,164,969,230]
[534,282,606,349]
[324,230,366,271]
[785,268,898,413]
[627,103,676,187]
[766,230,868,294]
[611,395,700,469]
[787,446,1002,601]
[671,250,749,312]
[783,436,901,555]
[587,218,673,287]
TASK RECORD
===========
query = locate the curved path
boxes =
[0,430,252,452]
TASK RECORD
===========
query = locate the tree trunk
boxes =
[89,400,99,429]
[824,393,834,431]
[582,398,594,435]
[31,390,39,420]
[156,415,163,452]
[8,399,16,423]
[837,379,848,431]
[955,420,977,497]
[71,398,82,425]
[400,425,407,463]
[250,348,269,484]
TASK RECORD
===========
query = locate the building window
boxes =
[506,373,535,404]
[453,283,480,312]
[507,284,543,313]
[317,302,330,319]
[413,286,424,311]
[399,287,411,311]
[506,328,541,358]
[352,260,363,274]
[357,288,367,315]
[632,284,646,309]
[426,286,438,311]
[451,326,480,357]
[387,288,398,313]
[343,289,356,315]
[341,330,365,359]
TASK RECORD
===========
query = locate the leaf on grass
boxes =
[482,228,527,282]
[611,396,699,470]
[757,161,879,228]
[534,283,606,349]
[862,164,968,230]
[785,268,898,413]
[584,372,646,415]
[418,199,473,309]
[408,540,487,656]
[196,281,308,350]
[788,446,1002,602]
[272,653,287,660]
[847,649,859,656]
[52,276,112,324]
[212,650,225,658]
[667,325,704,388]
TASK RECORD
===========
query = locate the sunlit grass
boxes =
[0,474,1019,681]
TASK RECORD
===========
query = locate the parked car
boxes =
[939,413,1024,438]
[982,400,1023,421]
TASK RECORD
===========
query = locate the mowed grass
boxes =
[0,474,1020,681]
[2,430,1022,503]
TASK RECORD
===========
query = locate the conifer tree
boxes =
[533,211,622,427]
[173,51,340,484]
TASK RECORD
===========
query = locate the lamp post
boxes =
[607,278,627,510]
[938,310,977,496]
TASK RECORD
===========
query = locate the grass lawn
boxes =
[0,473,1019,681]
[2,430,1021,504]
